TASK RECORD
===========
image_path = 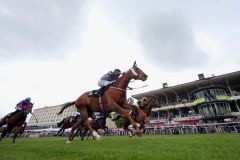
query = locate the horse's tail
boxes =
[57,101,75,115]
[57,119,64,127]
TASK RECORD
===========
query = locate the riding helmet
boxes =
[25,97,31,102]
[114,69,121,75]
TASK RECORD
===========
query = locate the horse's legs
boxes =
[0,127,13,142]
[0,117,7,128]
[92,131,96,140]
[86,130,96,140]
[67,118,82,143]
[73,128,82,140]
[128,104,150,124]
[123,122,133,138]
[115,106,141,136]
[81,130,88,141]
[56,127,64,136]
[86,131,91,140]
[61,128,66,136]
[140,124,146,134]
[104,126,108,132]
[80,106,101,140]
[13,126,22,143]
[0,128,7,142]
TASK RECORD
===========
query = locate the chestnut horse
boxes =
[0,103,33,143]
[116,97,157,137]
[58,61,148,142]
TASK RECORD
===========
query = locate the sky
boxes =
[0,0,240,118]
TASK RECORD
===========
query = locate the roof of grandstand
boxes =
[132,71,240,99]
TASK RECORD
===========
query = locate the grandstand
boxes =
[132,71,240,126]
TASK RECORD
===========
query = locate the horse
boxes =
[113,97,157,137]
[58,61,148,142]
[57,113,112,140]
[0,103,33,143]
[12,122,27,143]
[56,115,80,136]
[76,113,112,140]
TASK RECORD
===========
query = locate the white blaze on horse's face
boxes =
[131,61,148,81]
[130,68,138,76]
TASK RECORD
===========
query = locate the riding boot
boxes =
[95,86,106,95]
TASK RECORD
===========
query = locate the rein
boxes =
[110,85,148,91]
[32,112,39,123]
[110,86,127,91]
[130,85,148,90]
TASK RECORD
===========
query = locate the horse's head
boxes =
[129,61,148,81]
[141,97,157,111]
[146,97,157,109]
[24,102,33,114]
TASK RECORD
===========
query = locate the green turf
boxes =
[0,134,239,160]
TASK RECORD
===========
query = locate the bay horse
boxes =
[113,97,157,137]
[56,115,80,136]
[76,113,112,140]
[0,103,33,143]
[58,61,148,142]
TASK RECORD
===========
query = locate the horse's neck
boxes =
[112,72,132,89]
[24,106,32,113]
[11,110,25,121]
[142,105,153,117]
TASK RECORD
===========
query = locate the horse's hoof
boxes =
[135,132,142,137]
[66,140,71,143]
[96,136,103,141]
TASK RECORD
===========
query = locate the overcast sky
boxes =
[0,0,240,117]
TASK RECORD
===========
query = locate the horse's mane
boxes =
[111,71,131,88]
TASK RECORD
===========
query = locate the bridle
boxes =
[110,67,146,91]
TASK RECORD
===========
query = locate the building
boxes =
[132,71,240,125]
[28,103,116,129]
[28,103,77,128]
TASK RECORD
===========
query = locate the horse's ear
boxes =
[133,61,136,67]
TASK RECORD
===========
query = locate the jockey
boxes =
[75,111,81,117]
[70,111,81,123]
[15,97,32,111]
[74,111,81,120]
[95,69,122,95]
[7,97,32,118]
[93,112,105,122]
[98,69,122,87]
[137,97,148,108]
[127,97,134,105]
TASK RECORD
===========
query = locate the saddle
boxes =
[88,86,108,97]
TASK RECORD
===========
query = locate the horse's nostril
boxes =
[144,75,148,79]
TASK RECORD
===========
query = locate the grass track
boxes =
[0,134,239,160]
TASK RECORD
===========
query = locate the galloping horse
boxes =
[113,97,157,137]
[56,116,80,136]
[77,113,112,140]
[58,61,148,142]
[0,103,33,143]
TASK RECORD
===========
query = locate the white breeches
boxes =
[98,80,112,87]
